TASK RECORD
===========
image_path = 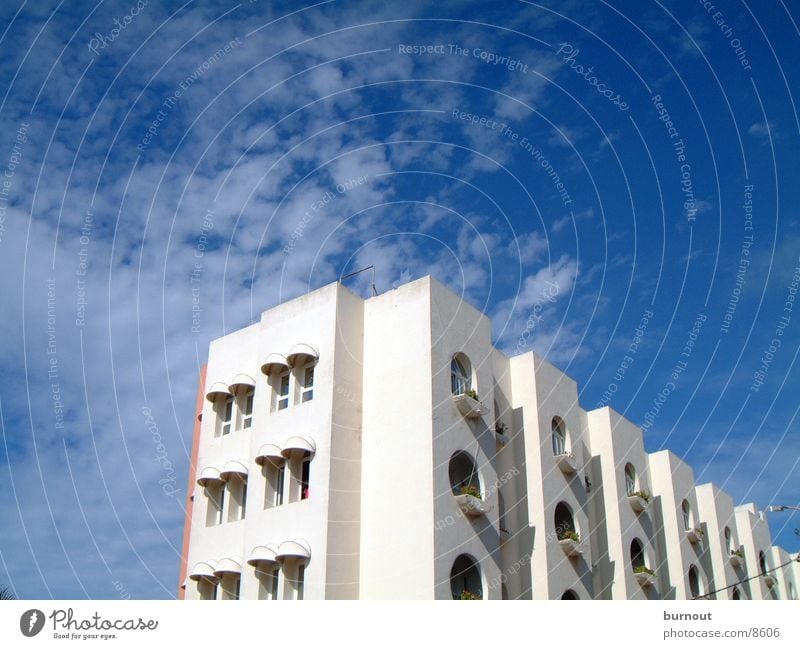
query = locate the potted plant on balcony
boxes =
[558,530,583,557]
[455,484,491,518]
[729,548,744,567]
[459,589,480,600]
[460,484,481,498]
[628,490,651,513]
[633,565,656,588]
[453,389,486,419]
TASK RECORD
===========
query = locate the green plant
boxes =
[632,490,651,503]
[731,548,744,558]
[463,388,479,400]
[495,421,508,434]
[460,484,481,499]
[559,530,580,543]
[633,565,655,576]
[459,589,480,600]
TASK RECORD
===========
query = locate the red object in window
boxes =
[302,488,309,500]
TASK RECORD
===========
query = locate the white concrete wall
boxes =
[429,278,502,600]
[491,346,529,599]
[736,504,777,600]
[359,278,435,598]
[510,352,592,600]
[324,284,364,599]
[770,546,795,600]
[648,451,709,599]
[696,483,747,600]
[586,407,659,600]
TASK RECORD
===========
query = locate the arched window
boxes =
[624,463,637,496]
[732,586,741,600]
[630,538,646,570]
[554,501,577,540]
[450,354,472,396]
[759,551,768,574]
[501,584,509,600]
[681,500,693,530]
[724,527,733,554]
[498,490,508,533]
[789,582,796,600]
[551,416,567,456]
[450,554,482,600]
[561,589,579,600]
[688,565,702,598]
[448,451,481,496]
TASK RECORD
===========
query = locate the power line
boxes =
[694,554,800,599]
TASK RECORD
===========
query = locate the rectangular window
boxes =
[277,372,290,411]
[284,562,304,600]
[296,564,305,600]
[227,476,247,522]
[198,580,217,600]
[275,465,285,506]
[243,392,253,428]
[236,389,254,430]
[222,397,233,435]
[205,483,224,526]
[301,364,314,403]
[271,565,280,600]
[300,458,311,501]
[221,574,240,600]
[214,395,233,437]
[264,461,286,508]
[257,567,280,600]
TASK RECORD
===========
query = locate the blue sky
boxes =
[0,0,798,598]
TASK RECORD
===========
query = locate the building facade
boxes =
[179,276,799,600]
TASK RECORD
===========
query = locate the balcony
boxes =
[763,574,776,589]
[558,533,583,557]
[627,491,651,513]
[452,392,487,419]
[455,493,491,518]
[686,527,704,544]
[634,567,656,588]
[555,451,577,474]
[729,550,744,568]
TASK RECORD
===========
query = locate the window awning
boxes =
[228,374,256,394]
[275,539,311,561]
[286,343,319,367]
[219,460,248,480]
[213,557,242,577]
[281,436,316,458]
[260,353,289,375]
[189,561,218,581]
[247,544,279,567]
[255,443,284,465]
[205,381,230,402]
[197,466,222,486]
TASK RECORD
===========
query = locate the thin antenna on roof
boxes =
[340,265,378,296]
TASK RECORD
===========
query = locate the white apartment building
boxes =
[178,276,800,600]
